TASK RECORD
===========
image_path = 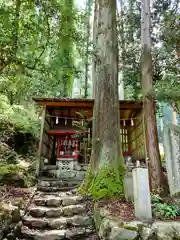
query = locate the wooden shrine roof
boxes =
[33,98,143,120]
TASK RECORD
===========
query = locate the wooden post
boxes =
[57,137,61,158]
[36,106,46,176]
[75,137,79,160]
[127,125,132,153]
[51,136,56,165]
[134,120,138,160]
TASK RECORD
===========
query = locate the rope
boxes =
[46,114,143,121]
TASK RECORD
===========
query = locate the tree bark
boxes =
[117,0,125,100]
[91,0,123,172]
[84,0,92,98]
[141,0,164,190]
[92,0,98,99]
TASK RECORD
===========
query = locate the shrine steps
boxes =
[18,180,99,240]
[41,163,88,183]
[37,178,82,192]
[43,165,58,170]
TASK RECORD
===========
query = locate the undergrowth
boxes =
[78,160,94,195]
[79,163,126,200]
[151,194,180,219]
[0,95,39,140]
[0,95,39,187]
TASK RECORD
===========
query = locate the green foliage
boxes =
[154,202,178,219]
[88,164,126,200]
[0,94,39,184]
[151,194,163,203]
[117,0,180,106]
[0,94,39,139]
[0,0,92,100]
[0,0,89,101]
[160,154,165,166]
[0,164,21,175]
[151,194,180,219]
[78,160,94,195]
[11,104,39,137]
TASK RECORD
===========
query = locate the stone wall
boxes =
[94,203,180,240]
[164,124,180,196]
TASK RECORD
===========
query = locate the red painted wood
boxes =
[48,130,88,135]
[123,151,132,156]
[57,155,77,159]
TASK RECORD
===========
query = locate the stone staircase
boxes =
[18,180,98,240]
[37,178,82,192]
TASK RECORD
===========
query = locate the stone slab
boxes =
[132,168,152,221]
[164,124,180,196]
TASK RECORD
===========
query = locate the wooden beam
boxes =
[37,101,94,108]
[124,103,143,109]
[36,106,46,176]
[35,101,142,110]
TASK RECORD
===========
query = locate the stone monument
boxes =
[164,124,180,196]
[132,167,152,221]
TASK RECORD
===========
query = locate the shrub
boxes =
[80,163,126,200]
[0,95,38,187]
[151,194,180,219]
[0,95,40,141]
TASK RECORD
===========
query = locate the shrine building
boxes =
[33,98,145,181]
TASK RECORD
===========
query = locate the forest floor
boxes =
[0,186,36,211]
[99,198,180,222]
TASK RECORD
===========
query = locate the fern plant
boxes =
[88,165,126,200]
[151,193,180,219]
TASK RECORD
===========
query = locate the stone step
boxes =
[35,190,76,198]
[37,186,77,192]
[42,165,58,170]
[29,204,87,218]
[33,195,84,207]
[21,226,95,240]
[40,168,86,182]
[38,179,81,187]
[37,180,81,192]
[23,215,94,229]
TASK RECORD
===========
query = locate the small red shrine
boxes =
[47,118,89,160]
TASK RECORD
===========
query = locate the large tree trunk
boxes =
[141,0,163,190]
[117,0,125,100]
[92,0,98,98]
[79,0,125,199]
[84,0,92,98]
[91,0,123,172]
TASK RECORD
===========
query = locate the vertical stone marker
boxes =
[132,167,152,221]
[164,124,180,196]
